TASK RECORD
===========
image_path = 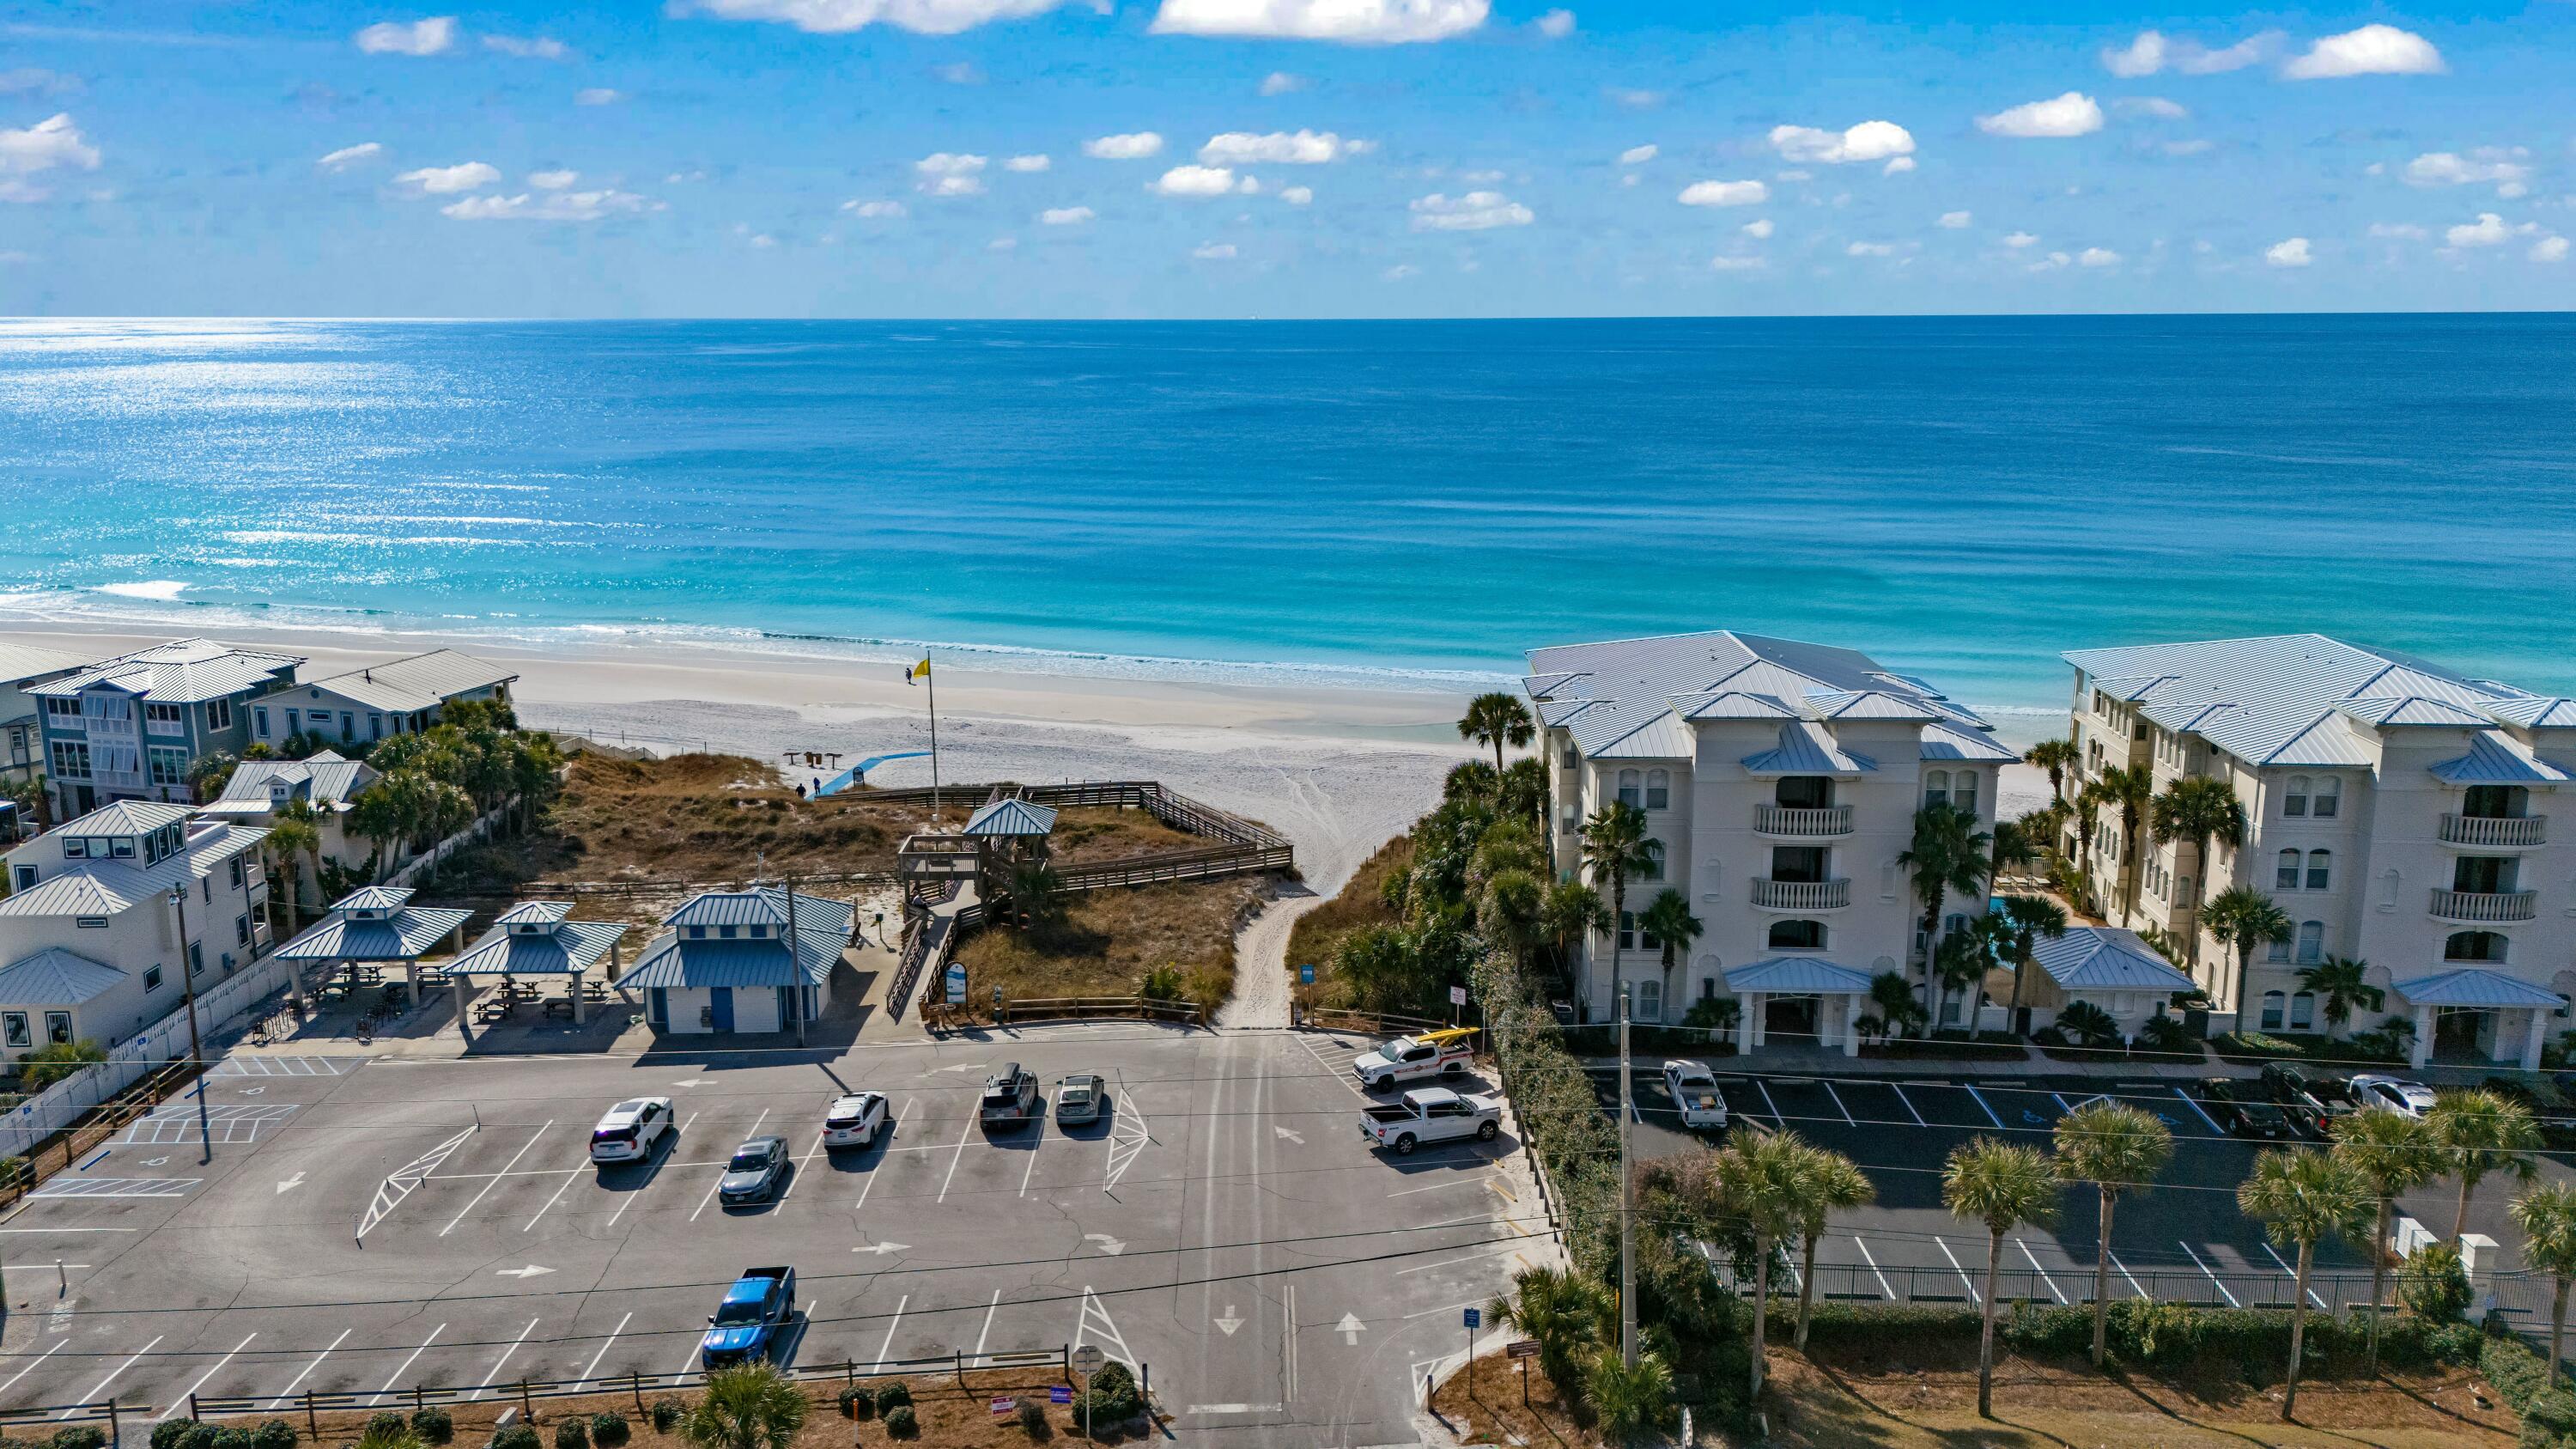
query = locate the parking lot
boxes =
[1607,1062,2563,1315]
[0,1027,1542,1448]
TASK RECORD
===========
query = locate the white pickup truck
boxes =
[1358,1087,1503,1155]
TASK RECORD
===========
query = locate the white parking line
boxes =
[1935,1239,1980,1305]
[472,1318,541,1398]
[523,1167,585,1232]
[872,1294,911,1370]
[776,1131,827,1204]
[1753,1080,1785,1128]
[606,1113,695,1230]
[2108,1250,2149,1300]
[2178,1241,2239,1307]
[0,1342,65,1401]
[1850,1236,1896,1300]
[2173,1087,2226,1134]
[368,1324,447,1406]
[2016,1239,2068,1305]
[2261,1243,2328,1309]
[2051,1092,2076,1114]
[1962,1085,2005,1129]
[691,1108,770,1222]
[579,1312,634,1385]
[267,1327,353,1409]
[442,1122,555,1236]
[1887,1082,1929,1128]
[64,1335,161,1416]
[1018,1130,1045,1198]
[1386,1174,1492,1198]
[1821,1081,1857,1126]
[161,1335,258,1420]
[972,1288,1002,1360]
[934,1112,975,1205]
[1284,1282,1297,1402]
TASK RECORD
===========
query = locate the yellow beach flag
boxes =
[906,658,930,685]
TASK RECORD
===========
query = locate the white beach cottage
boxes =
[623,886,854,1038]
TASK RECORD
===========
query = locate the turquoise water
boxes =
[3,314,2571,711]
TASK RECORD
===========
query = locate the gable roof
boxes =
[447,916,629,977]
[57,800,194,837]
[2485,697,2576,731]
[1920,720,2021,764]
[2389,967,2563,1009]
[27,637,302,704]
[1723,957,1874,994]
[0,822,270,919]
[285,648,516,714]
[331,886,416,913]
[1742,720,1876,776]
[0,948,128,1007]
[2428,732,2576,786]
[205,752,374,813]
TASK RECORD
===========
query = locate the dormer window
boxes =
[108,837,136,859]
[64,838,87,859]
[749,924,768,938]
[718,924,737,939]
[688,925,707,939]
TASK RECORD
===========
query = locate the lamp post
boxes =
[167,886,214,1165]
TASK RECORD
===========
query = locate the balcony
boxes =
[2429,888,2538,924]
[1755,804,1854,838]
[2439,813,2547,849]
[1751,878,1852,911]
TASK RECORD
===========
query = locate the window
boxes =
[1561,743,1578,769]
[229,858,244,889]
[1644,769,1669,810]
[717,924,737,939]
[368,713,384,740]
[43,696,78,719]
[1768,920,1825,950]
[144,965,163,993]
[2289,991,2315,1030]
[1634,978,1662,1024]
[2445,930,2506,963]
[75,916,107,929]
[2312,776,2340,819]
[10,865,32,891]
[235,914,250,946]
[63,837,88,860]
[1699,975,1719,1002]
[188,941,204,976]
[340,711,355,741]
[2277,849,2302,891]
[253,706,270,739]
[44,1012,70,1045]
[204,697,231,731]
[1616,770,1641,807]
[2306,849,2332,891]
[284,709,300,735]
[2295,920,2324,964]
[687,926,706,939]
[49,739,90,779]
[148,746,189,787]
[2283,776,2310,817]
[0,1013,22,1048]
[2261,991,2286,1031]
[1618,911,1637,951]
[108,837,134,859]
[144,701,186,729]
[1924,770,1951,807]
[1953,771,1978,815]
[748,924,768,938]
[1638,840,1665,881]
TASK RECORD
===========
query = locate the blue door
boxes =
[709,987,733,1032]
[647,989,668,1030]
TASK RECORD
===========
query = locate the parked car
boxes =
[980,1062,1041,1128]
[718,1135,790,1205]
[1358,1087,1502,1155]
[1660,1061,1728,1132]
[2197,1079,2297,1141]
[823,1093,890,1148]
[2348,1074,2439,1118]
[589,1097,677,1165]
[2257,1063,2354,1137]
[1055,1074,1109,1125]
[701,1266,795,1367]
[1352,1028,1477,1091]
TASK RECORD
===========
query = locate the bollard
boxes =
[519,1379,533,1420]
[58,1259,66,1296]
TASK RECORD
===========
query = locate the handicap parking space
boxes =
[1977,1082,2068,1137]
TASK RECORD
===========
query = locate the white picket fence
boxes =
[0,953,293,1160]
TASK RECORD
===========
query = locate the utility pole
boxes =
[1618,983,1637,1367]
[167,886,213,1166]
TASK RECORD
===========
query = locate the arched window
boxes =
[2284,776,2312,817]
[2306,849,2332,891]
[2312,776,2341,819]
[2444,930,2507,963]
[1924,770,1951,807]
[1644,769,1669,810]
[2295,920,2324,964]
[1768,920,1826,950]
[2289,991,2316,1030]
[1953,771,1978,815]
[1616,769,1641,807]
[2269,929,2292,964]
[2261,991,2286,1031]
[2276,849,2301,891]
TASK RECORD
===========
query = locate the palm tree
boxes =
[2094,764,2155,918]
[1497,756,1552,829]
[1484,1263,1610,1394]
[1995,892,2069,1018]
[2202,885,2293,1032]
[1898,802,1992,1011]
[1790,1144,1874,1349]
[2294,956,2380,1038]
[1538,880,1612,979]
[2331,1108,2444,1372]
[1457,691,1536,779]
[1443,759,1498,803]
[2149,776,2249,963]
[1990,817,2038,884]
[1479,868,1546,968]
[346,776,412,880]
[676,1363,808,1449]
[2512,1182,2576,1388]
[1005,860,1067,934]
[1637,888,1703,1017]
[2024,738,2079,805]
[265,811,323,932]
[2053,1101,2173,1367]
[1715,1130,1810,1403]
[1582,1348,1672,1445]
[2237,1148,2369,1422]
[1868,970,1925,1041]
[2071,782,2106,878]
[1930,930,1994,1036]
[1579,801,1657,1017]
[2430,1089,2543,1245]
[1942,1138,2061,1418]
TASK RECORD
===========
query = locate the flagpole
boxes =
[926,648,941,825]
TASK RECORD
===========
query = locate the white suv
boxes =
[590,1097,677,1164]
[823,1093,889,1148]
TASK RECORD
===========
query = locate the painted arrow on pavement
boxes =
[851,1243,911,1256]
[1273,1126,1304,1146]
[1335,1313,1365,1346]
[1084,1233,1127,1256]
[1213,1307,1242,1336]
[276,1172,307,1195]
[495,1265,556,1280]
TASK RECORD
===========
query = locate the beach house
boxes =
[0,801,270,1065]
[193,750,380,863]
[2059,634,2576,1068]
[0,641,107,807]
[1524,630,2017,1052]
[245,648,518,752]
[31,638,302,818]
[621,886,855,1038]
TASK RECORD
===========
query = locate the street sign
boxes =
[1462,1306,1480,1329]
[990,1397,1017,1416]
[944,962,966,1004]
[1506,1339,1540,1359]
[1071,1344,1107,1378]
[1449,985,1468,1007]
[1298,964,1315,985]
[1048,1385,1073,1405]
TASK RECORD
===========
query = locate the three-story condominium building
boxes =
[1525,630,2018,1052]
[2060,634,2576,1069]
[32,639,303,818]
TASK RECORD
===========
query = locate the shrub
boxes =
[2136,1015,2196,1055]
[586,1416,626,1449]
[253,1421,299,1449]
[52,1430,107,1449]
[367,1415,408,1441]
[873,1382,912,1415]
[1074,1361,1140,1433]
[210,1428,256,1449]
[1015,1398,1050,1439]
[489,1425,538,1449]
[644,1400,679,1435]
[2398,1243,2472,1324]
[1139,966,1185,1002]
[835,1385,872,1420]
[880,1406,917,1440]
[154,1422,200,1449]
[409,1410,453,1446]
[552,1419,586,1449]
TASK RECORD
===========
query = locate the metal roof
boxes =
[210,752,374,812]
[2427,732,2576,786]
[331,886,417,913]
[0,823,269,918]
[1588,711,1695,760]
[2388,968,2564,1009]
[276,905,473,962]
[0,948,128,1007]
[629,887,854,990]
[27,637,302,704]
[621,938,823,990]
[1806,689,1941,723]
[2486,697,2576,730]
[1742,720,1876,776]
[56,800,193,836]
[447,918,629,977]
[496,900,573,926]
[2026,927,2196,992]
[2336,696,2494,728]
[1723,957,1874,994]
[1919,720,2020,764]
[964,799,1059,837]
[0,641,106,688]
[1671,690,1798,721]
[278,648,516,714]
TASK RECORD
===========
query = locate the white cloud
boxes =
[1039,205,1094,225]
[1534,8,1573,38]
[2031,251,2071,271]
[1151,164,1239,196]
[1005,154,1052,172]
[0,113,99,181]
[529,168,579,190]
[317,142,385,170]
[2003,230,2038,248]
[1618,143,1656,167]
[2180,33,2275,72]
[932,61,984,84]
[1740,218,1772,239]
[1279,185,1313,204]
[1382,264,1419,280]
[2535,235,2570,264]
[574,88,623,106]
[1845,240,1896,257]
[1084,132,1164,161]
[687,0,1074,37]
[1937,210,1971,228]
[1605,88,1662,110]
[1199,130,1370,164]
[482,33,568,58]
[2078,247,2120,267]
[1461,169,1504,183]
[441,187,649,221]
[915,152,987,196]
[2117,96,2188,120]
[395,161,499,194]
[1409,189,1531,230]
[1147,0,1488,44]
[2101,30,2166,77]
[922,176,984,196]
[1882,155,1915,174]
[1260,71,1306,95]
[2283,25,2443,80]
[2160,138,2214,157]
[0,69,80,100]
[1709,255,1765,271]
[1192,241,1238,259]
[2403,150,2530,197]
[2446,212,2522,247]
[988,236,1016,251]
[2366,222,2426,240]
[1769,120,1914,166]
[668,170,708,184]
[1678,179,1766,207]
[2264,236,2312,267]
[354,16,456,55]
[2103,28,2275,76]
[1978,92,2104,139]
[841,199,908,217]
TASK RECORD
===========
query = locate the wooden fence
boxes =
[992,996,1208,1027]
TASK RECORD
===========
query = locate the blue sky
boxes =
[1,0,2570,316]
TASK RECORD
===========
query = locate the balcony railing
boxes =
[1751,878,1852,911]
[2440,813,2547,849]
[2429,888,2538,923]
[1755,805,1853,838]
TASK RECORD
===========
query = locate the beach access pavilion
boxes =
[443,901,631,1040]
[623,886,854,1042]
[274,886,470,1009]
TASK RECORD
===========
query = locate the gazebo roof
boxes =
[447,918,631,977]
[276,903,472,963]
[963,798,1059,837]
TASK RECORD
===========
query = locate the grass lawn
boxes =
[955,877,1272,1014]
[1282,834,1413,1006]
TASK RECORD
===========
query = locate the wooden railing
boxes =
[995,995,1207,1026]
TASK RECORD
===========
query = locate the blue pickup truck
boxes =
[701,1266,796,1367]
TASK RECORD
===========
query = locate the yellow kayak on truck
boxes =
[1352,1026,1478,1090]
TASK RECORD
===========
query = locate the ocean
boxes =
[3,314,2572,714]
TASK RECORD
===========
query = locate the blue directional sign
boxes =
[1463,1307,1481,1330]
[1298,963,1315,985]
